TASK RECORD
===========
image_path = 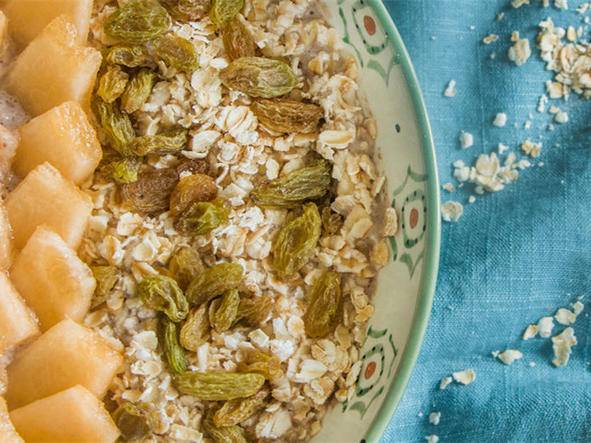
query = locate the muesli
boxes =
[2,0,394,441]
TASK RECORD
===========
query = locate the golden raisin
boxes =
[174,371,265,400]
[220,56,297,98]
[251,98,323,134]
[179,305,209,351]
[304,271,342,338]
[210,289,240,333]
[271,203,322,278]
[169,174,217,218]
[222,18,256,61]
[120,167,179,215]
[213,389,268,427]
[186,262,243,306]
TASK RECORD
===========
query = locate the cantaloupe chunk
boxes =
[10,226,95,330]
[14,101,102,185]
[4,0,93,49]
[5,162,92,250]
[10,386,119,443]
[0,204,13,270]
[0,11,8,53]
[4,15,101,116]
[0,397,23,443]
[0,273,38,355]
[6,319,123,409]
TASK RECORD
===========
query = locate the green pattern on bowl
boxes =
[314,1,440,441]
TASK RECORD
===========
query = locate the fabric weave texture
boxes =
[382,1,591,442]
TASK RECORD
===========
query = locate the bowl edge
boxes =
[363,1,441,441]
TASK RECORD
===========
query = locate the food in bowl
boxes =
[0,0,396,441]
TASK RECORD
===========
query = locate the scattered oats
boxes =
[512,0,530,7]
[439,376,453,390]
[425,435,440,443]
[523,324,539,340]
[577,2,591,13]
[497,12,506,20]
[459,131,474,149]
[452,149,528,194]
[429,411,441,426]
[554,0,568,10]
[537,95,548,113]
[521,139,542,158]
[442,182,456,192]
[538,316,555,338]
[498,143,510,154]
[468,195,476,204]
[441,201,464,223]
[537,17,591,99]
[452,368,476,385]
[554,110,569,124]
[508,32,532,66]
[444,80,457,97]
[493,113,507,127]
[529,361,537,367]
[493,349,524,365]
[551,327,577,367]
[483,34,500,44]
[555,307,577,325]
[566,26,577,42]
[572,301,584,316]
[524,119,532,130]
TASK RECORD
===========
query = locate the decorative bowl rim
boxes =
[362,1,441,441]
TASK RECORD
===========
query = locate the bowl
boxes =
[314,1,440,441]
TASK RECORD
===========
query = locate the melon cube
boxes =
[4,0,93,49]
[10,226,95,330]
[6,319,123,409]
[10,386,119,443]
[0,204,13,270]
[0,397,23,443]
[4,15,102,116]
[5,162,92,250]
[0,11,8,53]
[14,101,102,184]
[0,273,39,355]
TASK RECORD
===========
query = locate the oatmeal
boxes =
[0,0,391,441]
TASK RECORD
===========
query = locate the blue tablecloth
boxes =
[382,1,591,442]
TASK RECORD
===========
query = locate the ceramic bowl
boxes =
[314,1,440,441]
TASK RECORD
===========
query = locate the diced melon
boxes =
[6,318,123,409]
[4,15,102,116]
[0,273,39,355]
[0,397,23,443]
[0,11,8,53]
[10,226,95,330]
[14,101,102,184]
[4,0,93,49]
[0,204,13,270]
[10,386,119,443]
[5,162,92,250]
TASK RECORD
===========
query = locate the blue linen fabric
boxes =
[381,1,591,442]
